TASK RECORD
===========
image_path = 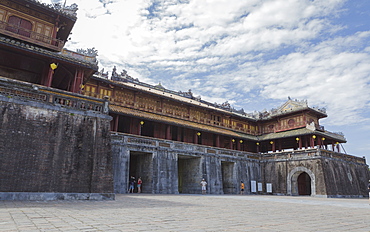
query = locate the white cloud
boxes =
[40,0,370,127]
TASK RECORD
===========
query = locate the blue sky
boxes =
[43,0,370,164]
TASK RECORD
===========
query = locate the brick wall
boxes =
[0,84,113,195]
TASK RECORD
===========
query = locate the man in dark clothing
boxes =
[128,176,136,193]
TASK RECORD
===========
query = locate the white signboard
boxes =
[251,180,257,193]
[266,183,272,193]
[258,182,263,192]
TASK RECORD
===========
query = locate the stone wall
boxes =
[320,150,369,197]
[111,133,261,195]
[0,77,114,200]
[261,149,369,197]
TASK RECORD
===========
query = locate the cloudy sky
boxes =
[42,0,370,162]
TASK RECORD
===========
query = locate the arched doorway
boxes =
[297,172,311,195]
[287,167,316,196]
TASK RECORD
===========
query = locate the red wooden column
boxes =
[230,138,234,149]
[45,63,58,87]
[194,132,199,144]
[166,125,171,140]
[304,137,308,149]
[317,136,322,148]
[298,137,302,149]
[113,115,119,132]
[72,69,84,93]
[278,139,282,152]
[52,16,60,46]
[237,140,241,151]
[215,135,220,147]
[270,141,275,152]
[310,135,315,148]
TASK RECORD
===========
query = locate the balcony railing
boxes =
[111,132,260,160]
[0,76,108,114]
[0,21,64,51]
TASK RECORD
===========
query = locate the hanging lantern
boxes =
[196,132,201,136]
[50,63,58,70]
[256,142,260,146]
[270,141,274,144]
[140,121,145,126]
[312,135,316,139]
[322,137,326,141]
[232,139,235,143]
[239,140,243,144]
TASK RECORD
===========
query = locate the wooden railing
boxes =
[0,21,64,51]
[0,76,107,114]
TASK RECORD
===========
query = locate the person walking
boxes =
[137,177,142,193]
[240,181,245,195]
[200,178,207,194]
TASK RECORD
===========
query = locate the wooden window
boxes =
[288,119,295,127]
[99,88,111,97]
[6,16,32,37]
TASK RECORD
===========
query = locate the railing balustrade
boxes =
[0,21,64,50]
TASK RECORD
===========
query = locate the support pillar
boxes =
[46,66,55,87]
[310,137,315,148]
[304,137,308,149]
[166,125,171,140]
[278,139,282,152]
[113,115,119,132]
[215,135,220,147]
[271,141,275,152]
[317,136,322,148]
[72,69,84,93]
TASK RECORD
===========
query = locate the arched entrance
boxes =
[287,167,316,196]
[297,172,311,195]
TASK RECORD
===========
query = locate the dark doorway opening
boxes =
[221,161,234,194]
[178,155,201,194]
[129,151,153,193]
[297,172,311,195]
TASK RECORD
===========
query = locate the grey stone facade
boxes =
[0,78,114,200]
[112,133,369,197]
[112,133,261,195]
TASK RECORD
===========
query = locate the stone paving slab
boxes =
[0,194,369,231]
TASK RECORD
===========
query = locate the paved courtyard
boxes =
[0,194,369,231]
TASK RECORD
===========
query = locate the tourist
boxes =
[137,177,142,193]
[200,178,207,194]
[128,176,135,193]
[240,181,245,195]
